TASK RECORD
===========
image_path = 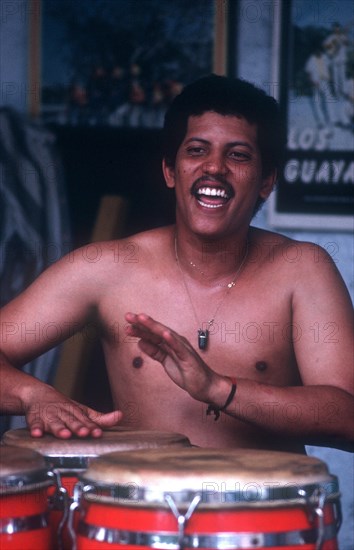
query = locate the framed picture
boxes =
[32,0,234,129]
[269,0,354,231]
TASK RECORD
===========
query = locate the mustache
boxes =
[191,175,235,197]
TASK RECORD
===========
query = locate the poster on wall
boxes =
[38,0,218,129]
[269,0,354,230]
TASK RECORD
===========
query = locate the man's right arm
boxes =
[0,350,122,438]
[0,248,123,437]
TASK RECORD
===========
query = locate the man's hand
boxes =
[0,350,123,438]
[125,312,228,404]
[0,352,123,439]
[25,388,123,439]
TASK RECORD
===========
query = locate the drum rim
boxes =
[78,477,340,507]
[44,455,95,469]
[0,512,49,535]
[0,469,53,494]
[76,518,338,548]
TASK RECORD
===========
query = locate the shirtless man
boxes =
[0,75,353,452]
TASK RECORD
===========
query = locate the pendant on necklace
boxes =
[198,329,209,350]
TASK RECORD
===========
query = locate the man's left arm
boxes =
[283,242,354,448]
[125,246,354,450]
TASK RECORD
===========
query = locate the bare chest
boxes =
[96,271,301,447]
[99,274,298,386]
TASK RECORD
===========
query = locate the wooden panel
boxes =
[54,195,128,400]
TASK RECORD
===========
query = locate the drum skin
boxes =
[0,445,53,550]
[75,448,340,550]
[1,427,191,462]
[1,427,191,549]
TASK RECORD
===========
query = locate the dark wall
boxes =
[52,126,176,248]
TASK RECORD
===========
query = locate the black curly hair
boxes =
[162,74,286,180]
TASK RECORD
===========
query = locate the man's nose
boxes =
[202,156,227,175]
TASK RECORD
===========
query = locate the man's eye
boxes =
[187,147,205,155]
[229,151,250,161]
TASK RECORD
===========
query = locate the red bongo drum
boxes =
[2,427,191,549]
[73,447,341,550]
[0,445,54,550]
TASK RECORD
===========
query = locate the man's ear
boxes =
[259,169,277,200]
[162,158,176,189]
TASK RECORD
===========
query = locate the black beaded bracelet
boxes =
[206,377,237,421]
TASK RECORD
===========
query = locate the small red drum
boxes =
[73,447,341,550]
[0,445,54,549]
[2,427,191,549]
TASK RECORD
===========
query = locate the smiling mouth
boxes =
[191,181,234,209]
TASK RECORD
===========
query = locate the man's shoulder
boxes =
[77,225,174,268]
[122,225,174,247]
[118,225,174,257]
[251,227,332,268]
[251,226,296,249]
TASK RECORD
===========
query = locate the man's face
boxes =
[163,112,275,238]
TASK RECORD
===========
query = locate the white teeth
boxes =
[197,199,223,208]
[197,187,228,198]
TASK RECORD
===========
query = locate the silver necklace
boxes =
[174,236,249,351]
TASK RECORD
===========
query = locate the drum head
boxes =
[1,428,191,469]
[80,447,338,507]
[0,445,51,493]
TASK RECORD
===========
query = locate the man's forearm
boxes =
[211,378,354,447]
[0,351,41,415]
